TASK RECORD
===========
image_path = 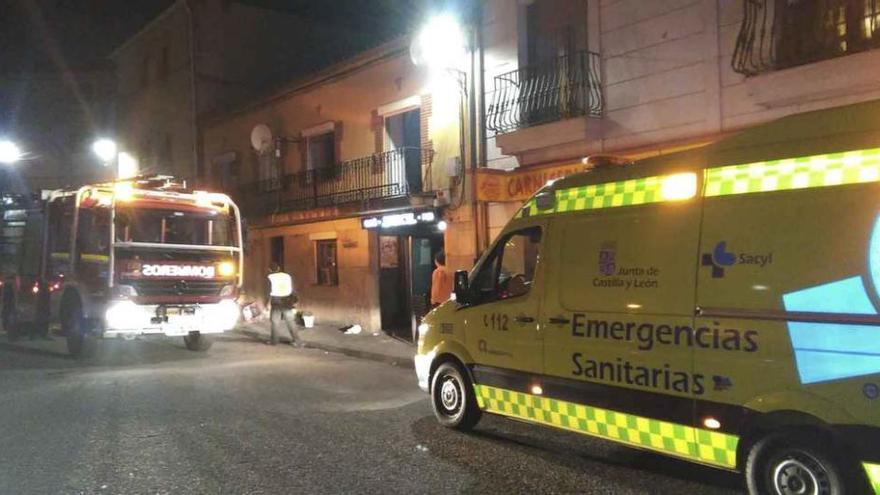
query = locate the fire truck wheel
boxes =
[2,303,21,342]
[184,332,213,351]
[63,301,97,358]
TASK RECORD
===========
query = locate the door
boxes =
[541,202,702,456]
[462,224,545,376]
[379,235,410,334]
[385,108,422,194]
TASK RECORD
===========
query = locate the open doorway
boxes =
[378,229,444,341]
[384,108,422,194]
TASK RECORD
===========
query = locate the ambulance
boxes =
[415,101,880,494]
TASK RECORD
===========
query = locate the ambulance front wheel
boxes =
[745,432,855,495]
[184,332,213,352]
[431,361,481,431]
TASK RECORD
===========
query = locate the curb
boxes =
[234,328,415,369]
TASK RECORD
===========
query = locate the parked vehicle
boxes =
[415,102,880,494]
[0,176,243,356]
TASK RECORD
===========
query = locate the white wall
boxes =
[483,0,880,166]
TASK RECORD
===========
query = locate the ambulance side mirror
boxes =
[454,270,471,305]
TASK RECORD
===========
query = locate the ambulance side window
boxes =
[472,227,542,304]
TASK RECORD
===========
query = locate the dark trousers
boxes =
[270,304,300,345]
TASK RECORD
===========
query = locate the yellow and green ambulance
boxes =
[416,101,880,494]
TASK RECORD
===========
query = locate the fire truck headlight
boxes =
[218,284,236,298]
[112,284,138,299]
[217,261,235,278]
[105,300,137,329]
[207,299,240,330]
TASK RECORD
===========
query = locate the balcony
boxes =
[486,50,603,136]
[733,0,880,76]
[237,147,433,217]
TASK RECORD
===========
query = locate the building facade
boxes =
[112,0,387,183]
[203,40,472,337]
[477,0,880,243]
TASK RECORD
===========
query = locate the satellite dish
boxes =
[250,124,273,153]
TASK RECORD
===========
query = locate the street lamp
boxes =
[91,138,118,164]
[0,140,22,164]
[410,13,467,72]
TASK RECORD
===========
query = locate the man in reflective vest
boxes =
[267,262,301,346]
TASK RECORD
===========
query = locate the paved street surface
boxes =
[0,335,744,494]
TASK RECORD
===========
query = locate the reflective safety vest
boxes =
[268,272,294,298]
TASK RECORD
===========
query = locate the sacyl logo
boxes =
[701,241,773,278]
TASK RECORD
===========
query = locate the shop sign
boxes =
[361,211,437,230]
[476,162,588,202]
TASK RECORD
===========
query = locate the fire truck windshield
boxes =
[114,206,238,247]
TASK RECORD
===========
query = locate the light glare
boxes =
[92,138,118,163]
[661,172,697,201]
[0,140,22,164]
[117,152,138,179]
[413,14,467,70]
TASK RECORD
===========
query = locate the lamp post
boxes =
[412,10,485,256]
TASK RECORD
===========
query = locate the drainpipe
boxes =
[476,2,489,254]
[468,10,481,261]
[181,0,200,184]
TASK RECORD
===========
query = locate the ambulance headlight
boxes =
[418,322,430,347]
[218,284,236,298]
[105,300,137,329]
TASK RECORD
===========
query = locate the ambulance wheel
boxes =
[63,301,96,358]
[431,361,481,431]
[746,432,853,495]
[184,332,213,352]
[2,302,21,342]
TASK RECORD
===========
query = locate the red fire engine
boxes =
[0,176,243,356]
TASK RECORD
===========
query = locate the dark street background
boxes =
[0,336,743,494]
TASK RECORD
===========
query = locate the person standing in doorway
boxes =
[430,251,453,308]
[267,262,301,347]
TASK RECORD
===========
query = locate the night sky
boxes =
[0,0,175,73]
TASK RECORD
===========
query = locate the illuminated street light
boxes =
[117,151,139,179]
[411,13,467,71]
[91,138,118,164]
[0,140,22,164]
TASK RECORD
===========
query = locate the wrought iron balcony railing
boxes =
[237,147,433,217]
[487,50,603,135]
[733,0,880,76]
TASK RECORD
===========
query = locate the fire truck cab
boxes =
[0,176,243,357]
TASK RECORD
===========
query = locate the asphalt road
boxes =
[0,335,745,494]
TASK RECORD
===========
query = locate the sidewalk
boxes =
[234,320,416,369]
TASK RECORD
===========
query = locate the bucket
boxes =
[303,314,315,328]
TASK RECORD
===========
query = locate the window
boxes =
[270,236,284,270]
[734,0,880,75]
[114,207,237,246]
[316,240,338,286]
[77,207,111,256]
[471,227,542,304]
[307,131,336,180]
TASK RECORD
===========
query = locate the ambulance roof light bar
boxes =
[582,155,633,169]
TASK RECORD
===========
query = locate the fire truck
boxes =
[0,176,243,357]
